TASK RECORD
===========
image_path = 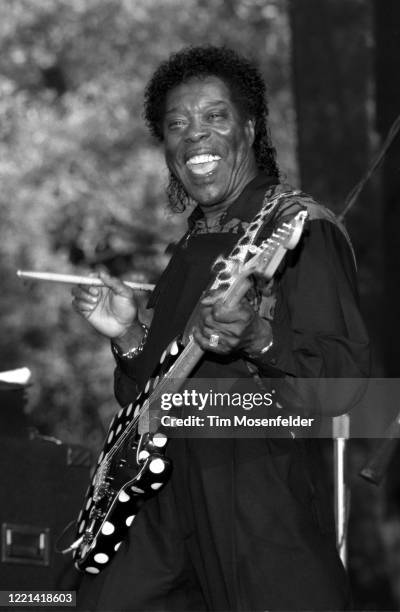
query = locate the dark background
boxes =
[0,0,399,608]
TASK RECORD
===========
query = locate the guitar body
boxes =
[71,191,307,574]
[74,437,170,574]
[72,338,186,573]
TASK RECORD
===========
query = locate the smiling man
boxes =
[163,76,258,214]
[74,47,370,611]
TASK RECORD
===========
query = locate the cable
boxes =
[339,113,400,221]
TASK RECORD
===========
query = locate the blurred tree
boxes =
[0,0,295,449]
[373,0,400,378]
[373,1,400,607]
[289,0,371,208]
[289,0,383,375]
[288,1,397,606]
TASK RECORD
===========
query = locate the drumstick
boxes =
[16,270,155,292]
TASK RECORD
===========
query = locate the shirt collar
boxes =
[187,173,279,229]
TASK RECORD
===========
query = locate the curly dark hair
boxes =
[144,45,280,210]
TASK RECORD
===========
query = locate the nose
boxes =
[184,116,210,142]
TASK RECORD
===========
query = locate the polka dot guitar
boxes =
[71,194,307,575]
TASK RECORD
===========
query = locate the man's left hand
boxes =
[192,296,272,356]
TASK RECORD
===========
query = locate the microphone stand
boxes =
[333,414,350,568]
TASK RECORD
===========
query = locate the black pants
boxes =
[78,438,351,611]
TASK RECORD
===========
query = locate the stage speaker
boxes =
[0,435,91,591]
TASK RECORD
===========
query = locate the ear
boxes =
[244,118,256,147]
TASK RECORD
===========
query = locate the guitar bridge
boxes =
[89,507,105,521]
[82,531,94,545]
[93,482,113,502]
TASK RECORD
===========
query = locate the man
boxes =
[73,46,370,611]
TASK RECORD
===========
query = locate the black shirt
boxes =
[114,173,370,411]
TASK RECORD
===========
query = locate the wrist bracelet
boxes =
[111,323,149,360]
[259,339,274,354]
[245,338,273,361]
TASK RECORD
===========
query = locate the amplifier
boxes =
[0,435,91,590]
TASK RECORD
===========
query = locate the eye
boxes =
[167,119,187,130]
[208,112,224,120]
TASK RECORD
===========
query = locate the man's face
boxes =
[162,76,257,210]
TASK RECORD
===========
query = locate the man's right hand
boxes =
[71,271,138,339]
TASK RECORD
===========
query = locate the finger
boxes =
[201,305,242,330]
[200,307,246,337]
[71,287,101,305]
[72,292,99,308]
[202,310,219,329]
[98,271,132,298]
[71,285,101,301]
[192,330,210,352]
[213,301,253,324]
[200,293,220,307]
[74,297,99,310]
[72,299,96,316]
[201,322,238,340]
[193,327,236,354]
[192,328,228,354]
[201,298,244,324]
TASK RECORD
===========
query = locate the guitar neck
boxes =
[168,338,204,379]
[168,243,283,381]
[138,339,203,433]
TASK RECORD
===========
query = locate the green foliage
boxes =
[0,0,295,449]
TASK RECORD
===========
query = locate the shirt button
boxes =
[270,357,277,365]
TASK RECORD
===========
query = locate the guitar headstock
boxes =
[203,208,308,308]
[243,209,308,280]
[262,209,308,250]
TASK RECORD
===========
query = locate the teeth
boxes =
[187,154,221,166]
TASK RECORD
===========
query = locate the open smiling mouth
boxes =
[186,154,221,176]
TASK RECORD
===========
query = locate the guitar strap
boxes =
[260,187,356,265]
[252,187,357,326]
